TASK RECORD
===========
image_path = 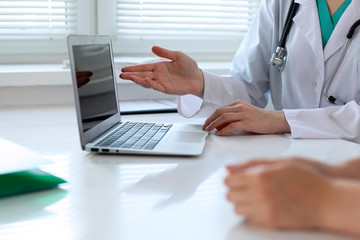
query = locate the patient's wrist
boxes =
[317,178,338,230]
[319,179,360,236]
[333,160,360,180]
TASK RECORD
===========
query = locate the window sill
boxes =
[0,59,231,87]
[0,64,71,87]
[0,60,230,107]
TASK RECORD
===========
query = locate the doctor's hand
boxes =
[202,100,290,135]
[225,159,333,230]
[120,46,205,98]
[76,71,93,88]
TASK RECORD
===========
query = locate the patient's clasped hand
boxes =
[225,157,360,237]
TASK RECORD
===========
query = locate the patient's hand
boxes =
[225,159,333,229]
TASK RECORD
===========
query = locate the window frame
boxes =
[0,0,260,64]
[99,0,260,62]
[0,0,96,64]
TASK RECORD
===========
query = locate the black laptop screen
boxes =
[73,44,118,132]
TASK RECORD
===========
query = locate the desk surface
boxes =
[0,105,359,240]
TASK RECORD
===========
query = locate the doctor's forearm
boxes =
[278,110,291,133]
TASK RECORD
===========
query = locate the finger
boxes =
[284,156,331,172]
[234,203,251,215]
[226,190,250,203]
[244,216,266,227]
[205,112,242,132]
[129,75,152,89]
[228,99,246,106]
[76,71,93,78]
[226,159,276,173]
[120,72,154,80]
[202,110,223,130]
[120,72,135,80]
[202,106,237,130]
[121,63,155,73]
[246,212,281,229]
[144,78,166,93]
[152,46,178,61]
[77,77,91,87]
[224,173,248,188]
[215,122,244,136]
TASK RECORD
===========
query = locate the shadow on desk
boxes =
[227,221,356,240]
[0,188,67,224]
[80,133,360,216]
[84,136,226,210]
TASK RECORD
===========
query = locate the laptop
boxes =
[67,35,208,156]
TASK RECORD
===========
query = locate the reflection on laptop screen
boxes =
[73,44,118,132]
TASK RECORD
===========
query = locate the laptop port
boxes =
[102,149,110,153]
[91,148,98,152]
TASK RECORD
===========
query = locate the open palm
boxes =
[120,46,204,98]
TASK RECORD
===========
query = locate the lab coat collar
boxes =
[324,0,360,61]
[293,0,324,77]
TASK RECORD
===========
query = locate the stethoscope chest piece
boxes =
[270,1,299,73]
[270,46,287,72]
[270,1,360,105]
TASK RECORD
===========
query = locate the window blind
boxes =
[0,0,78,41]
[115,0,261,40]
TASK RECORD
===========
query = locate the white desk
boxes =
[0,105,359,240]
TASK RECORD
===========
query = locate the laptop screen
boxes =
[72,44,118,132]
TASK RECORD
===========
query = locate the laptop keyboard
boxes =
[95,122,173,150]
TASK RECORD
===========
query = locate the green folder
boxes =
[0,168,66,198]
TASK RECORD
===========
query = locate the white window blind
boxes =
[0,0,262,63]
[0,0,78,41]
[115,0,261,40]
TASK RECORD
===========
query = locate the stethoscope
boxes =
[270,0,360,105]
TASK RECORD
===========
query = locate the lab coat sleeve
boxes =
[177,0,276,118]
[177,70,252,118]
[284,101,360,143]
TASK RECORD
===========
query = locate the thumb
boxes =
[152,46,177,61]
[226,159,279,173]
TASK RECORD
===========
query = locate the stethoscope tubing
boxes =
[271,1,360,105]
[279,2,300,48]
[324,20,360,105]
[347,19,360,38]
[323,39,350,105]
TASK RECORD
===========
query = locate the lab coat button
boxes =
[312,82,317,87]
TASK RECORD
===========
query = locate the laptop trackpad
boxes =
[168,132,205,143]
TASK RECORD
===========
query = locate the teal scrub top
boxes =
[317,0,352,48]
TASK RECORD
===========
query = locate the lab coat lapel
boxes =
[293,0,324,75]
[324,0,360,61]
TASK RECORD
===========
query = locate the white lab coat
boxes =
[177,0,360,143]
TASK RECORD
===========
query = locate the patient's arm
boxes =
[322,178,360,237]
[334,157,360,180]
[226,157,360,180]
[225,157,360,237]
